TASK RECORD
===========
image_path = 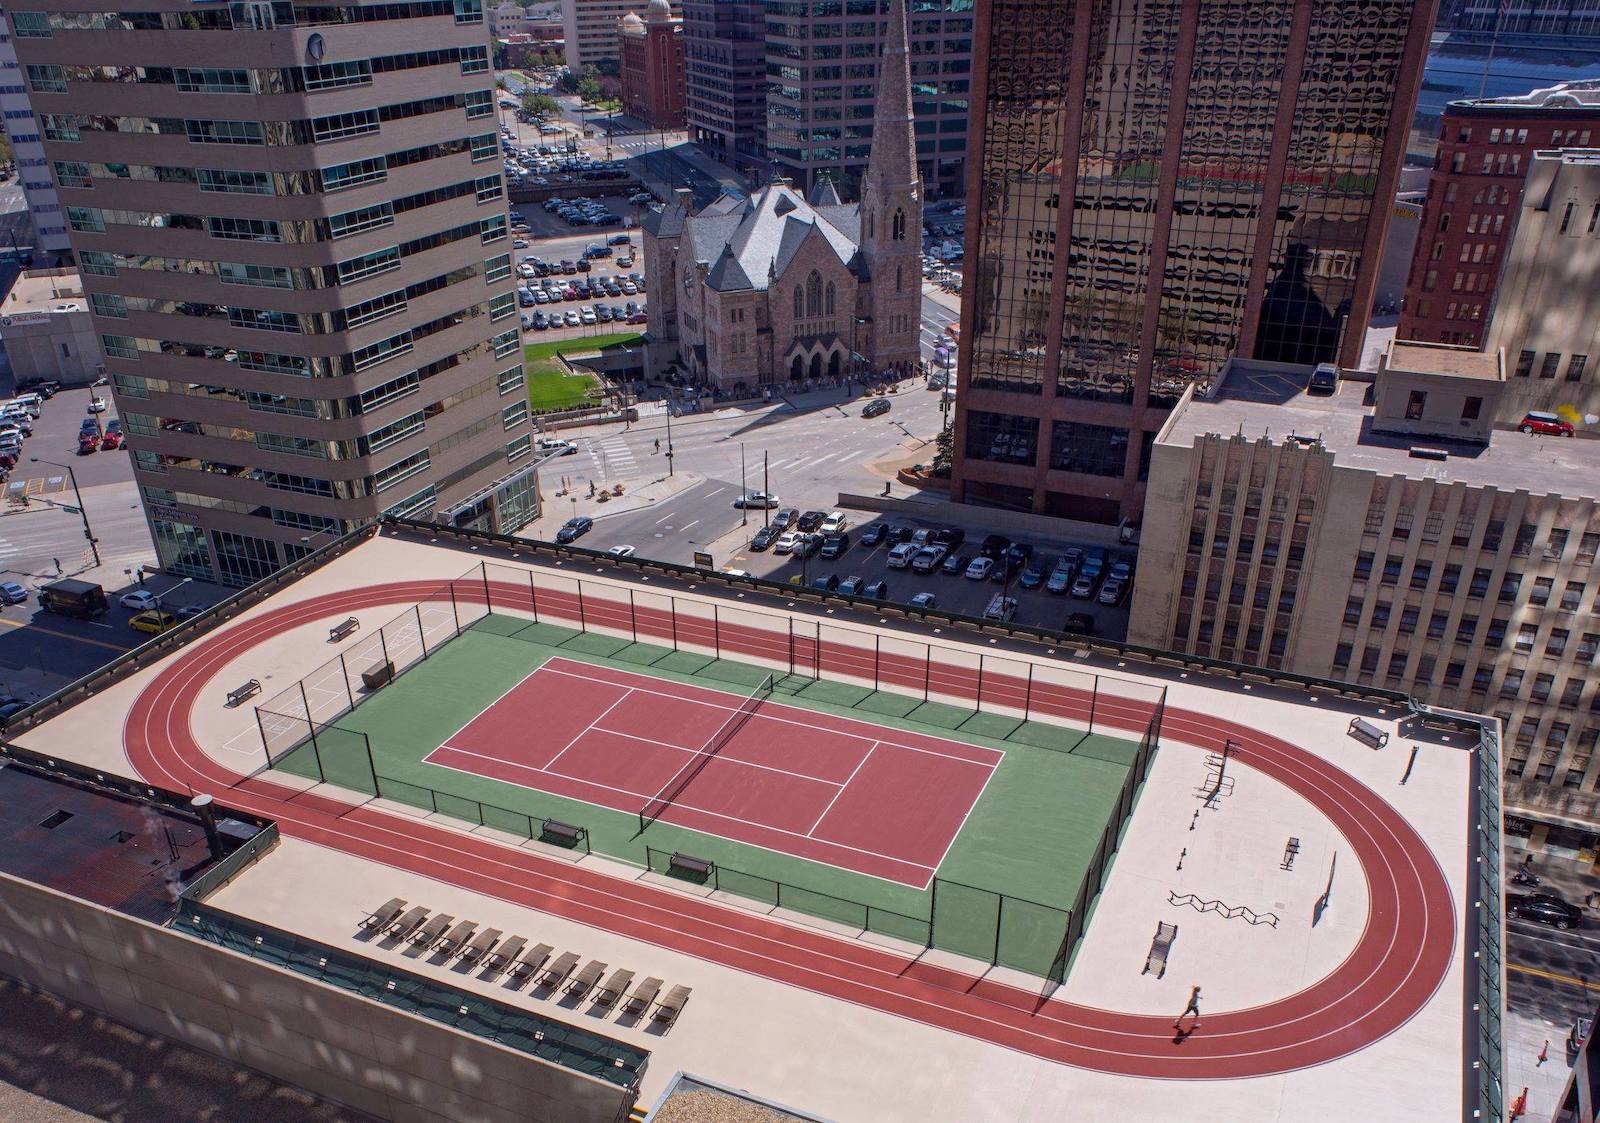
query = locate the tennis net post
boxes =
[636,673,773,833]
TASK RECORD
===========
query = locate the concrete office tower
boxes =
[1485,149,1600,425]
[1398,82,1600,349]
[6,0,539,586]
[681,0,764,170]
[0,20,69,258]
[1131,344,1600,832]
[561,0,679,72]
[948,1,1435,525]
[763,0,972,199]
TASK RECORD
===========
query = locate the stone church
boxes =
[640,0,923,390]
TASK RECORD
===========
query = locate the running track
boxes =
[122,576,1457,1079]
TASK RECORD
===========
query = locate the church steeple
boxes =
[858,0,922,375]
[863,0,917,201]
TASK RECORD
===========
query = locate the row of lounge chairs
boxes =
[360,897,691,1026]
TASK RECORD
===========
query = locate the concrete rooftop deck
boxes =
[8,529,1479,1120]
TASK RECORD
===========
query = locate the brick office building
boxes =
[1398,81,1600,348]
[618,0,685,131]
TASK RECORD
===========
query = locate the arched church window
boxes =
[794,285,804,318]
[895,266,902,293]
[825,282,835,315]
[806,271,822,317]
[892,208,905,241]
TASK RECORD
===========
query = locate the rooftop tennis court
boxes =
[264,583,1158,979]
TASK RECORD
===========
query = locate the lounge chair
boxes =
[435,919,477,954]
[460,927,502,962]
[387,905,429,937]
[594,968,634,1008]
[410,913,453,945]
[509,943,554,980]
[484,935,526,973]
[652,984,692,1027]
[621,976,662,1017]
[565,959,607,997]
[361,897,406,931]
[539,950,579,988]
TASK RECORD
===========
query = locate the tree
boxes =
[931,425,953,477]
[577,75,602,103]
[522,92,559,118]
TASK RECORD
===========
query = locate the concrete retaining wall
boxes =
[836,492,1133,547]
[0,872,634,1123]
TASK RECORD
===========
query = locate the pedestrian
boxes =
[654,438,660,453]
[1538,1039,1549,1066]
[1174,985,1201,1029]
[52,557,61,576]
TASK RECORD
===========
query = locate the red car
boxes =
[1519,410,1575,437]
[100,430,124,450]
[0,451,14,470]
[77,434,98,455]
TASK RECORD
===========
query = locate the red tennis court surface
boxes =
[423,656,1002,886]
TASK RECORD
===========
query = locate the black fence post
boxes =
[977,656,987,713]
[1024,663,1034,723]
[255,707,272,770]
[338,653,355,710]
[629,589,637,642]
[480,559,492,610]
[874,635,880,692]
[993,894,1004,966]
[713,605,721,660]
[929,876,939,945]
[363,732,378,794]
[577,579,587,631]
[788,617,795,676]
[378,626,391,671]
[923,642,932,701]
[1088,673,1099,733]
[415,605,428,659]
[528,570,539,622]
[449,581,461,632]
[670,596,678,650]
[298,681,316,745]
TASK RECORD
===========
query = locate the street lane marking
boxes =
[1508,962,1600,992]
[0,615,131,651]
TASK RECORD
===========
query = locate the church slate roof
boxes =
[706,243,755,292]
[807,177,843,207]
[677,182,860,294]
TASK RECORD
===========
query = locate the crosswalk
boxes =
[0,537,17,559]
[587,435,639,479]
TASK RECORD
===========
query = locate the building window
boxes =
[1540,353,1563,379]
[1568,355,1589,383]
[1048,420,1127,476]
[1515,350,1535,378]
[1550,628,1571,658]
[1404,391,1426,420]
[1515,623,1537,653]
[210,530,281,588]
[1531,576,1553,606]
[1462,396,1482,420]
[965,410,1038,467]
[1564,581,1586,611]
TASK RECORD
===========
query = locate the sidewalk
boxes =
[520,469,704,539]
[1506,1008,1575,1123]
[1507,842,1600,910]
[921,280,960,317]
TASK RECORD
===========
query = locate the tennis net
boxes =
[637,673,774,832]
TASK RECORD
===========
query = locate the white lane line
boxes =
[805,741,876,837]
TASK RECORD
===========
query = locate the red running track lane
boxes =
[123,579,1456,1079]
[426,656,997,886]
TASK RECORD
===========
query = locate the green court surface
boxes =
[276,616,1140,976]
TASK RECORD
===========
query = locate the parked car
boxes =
[1520,410,1575,437]
[812,573,840,593]
[860,523,887,547]
[838,576,865,597]
[979,534,1010,559]
[930,527,966,550]
[1062,612,1096,635]
[983,594,1018,622]
[965,557,995,580]
[862,579,888,600]
[129,609,179,635]
[794,533,823,558]
[750,526,777,551]
[886,542,920,569]
[819,512,848,534]
[555,516,593,544]
[607,545,636,557]
[1109,557,1134,584]
[909,592,937,609]
[1018,563,1046,589]
[862,398,892,418]
[797,510,826,532]
[942,552,969,575]
[120,590,160,611]
[774,531,802,554]
[1046,558,1075,594]
[1070,573,1098,598]
[772,507,799,530]
[76,433,98,455]
[1508,892,1583,929]
[819,532,850,559]
[86,396,107,413]
[733,491,780,509]
[1097,578,1127,605]
[535,437,578,456]
[0,581,28,605]
[910,545,947,573]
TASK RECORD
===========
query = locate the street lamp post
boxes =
[30,457,100,567]
[664,405,674,477]
[739,442,747,526]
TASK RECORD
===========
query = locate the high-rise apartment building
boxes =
[1130,345,1600,841]
[948,1,1434,526]
[681,0,764,169]
[763,0,972,199]
[0,10,68,258]
[1398,82,1600,349]
[6,0,541,586]
[560,0,679,72]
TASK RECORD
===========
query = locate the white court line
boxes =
[544,686,638,772]
[806,740,876,837]
[424,741,938,874]
[540,659,1004,769]
[586,720,847,788]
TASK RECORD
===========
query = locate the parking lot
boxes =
[513,215,647,336]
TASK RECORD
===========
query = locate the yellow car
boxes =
[129,610,178,635]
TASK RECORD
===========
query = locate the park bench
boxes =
[226,679,262,707]
[541,818,585,848]
[328,616,360,642]
[1347,717,1388,749]
[1142,922,1178,978]
[669,852,714,880]
[361,897,406,932]
[361,660,395,692]
[1281,837,1301,871]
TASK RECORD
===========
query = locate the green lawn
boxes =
[280,615,1144,979]
[523,332,642,412]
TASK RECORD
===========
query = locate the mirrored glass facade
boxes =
[952,0,1433,524]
